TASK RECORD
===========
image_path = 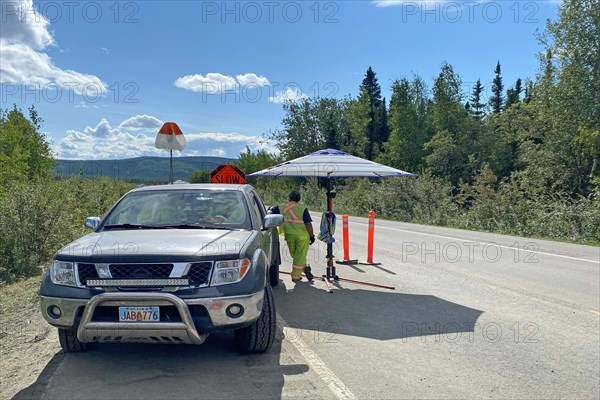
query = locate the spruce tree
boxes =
[376,98,390,151]
[489,61,504,114]
[360,67,382,108]
[359,66,386,159]
[505,78,523,109]
[469,79,485,119]
[523,79,534,103]
[514,78,523,99]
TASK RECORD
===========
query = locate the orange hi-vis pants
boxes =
[285,234,309,279]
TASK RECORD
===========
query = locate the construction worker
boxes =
[269,191,315,282]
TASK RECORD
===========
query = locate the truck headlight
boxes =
[211,259,250,286]
[50,261,78,287]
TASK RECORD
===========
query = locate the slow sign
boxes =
[210,164,246,184]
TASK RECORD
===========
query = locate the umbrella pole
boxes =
[325,177,337,281]
[169,150,173,184]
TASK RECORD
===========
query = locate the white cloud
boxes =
[0,0,54,49]
[187,132,256,142]
[0,0,107,95]
[0,42,107,96]
[268,87,308,104]
[74,101,98,109]
[236,73,270,87]
[174,72,272,93]
[118,115,164,131]
[101,47,110,55]
[82,118,116,138]
[179,132,272,157]
[174,73,238,93]
[174,72,310,106]
[55,120,144,159]
[207,148,227,157]
[52,118,272,160]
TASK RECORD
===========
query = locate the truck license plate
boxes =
[119,306,160,322]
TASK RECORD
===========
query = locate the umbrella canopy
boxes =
[249,149,415,178]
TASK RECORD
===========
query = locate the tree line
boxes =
[265,0,598,199]
[242,0,600,243]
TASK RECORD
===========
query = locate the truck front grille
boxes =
[77,263,99,285]
[109,264,174,279]
[75,262,213,288]
[184,262,212,286]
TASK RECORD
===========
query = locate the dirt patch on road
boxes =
[0,276,61,400]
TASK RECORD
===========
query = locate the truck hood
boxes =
[55,229,255,263]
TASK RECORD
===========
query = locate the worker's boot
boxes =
[304,264,314,281]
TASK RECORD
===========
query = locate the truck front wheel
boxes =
[58,328,88,352]
[234,285,276,353]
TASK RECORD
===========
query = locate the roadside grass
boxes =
[0,274,42,325]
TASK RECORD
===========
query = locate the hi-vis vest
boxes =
[279,202,308,237]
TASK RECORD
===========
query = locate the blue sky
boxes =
[1,0,560,160]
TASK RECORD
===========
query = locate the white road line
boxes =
[351,221,599,264]
[590,310,600,316]
[277,313,356,400]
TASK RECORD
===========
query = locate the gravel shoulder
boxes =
[0,276,61,400]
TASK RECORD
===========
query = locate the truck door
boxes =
[250,193,272,266]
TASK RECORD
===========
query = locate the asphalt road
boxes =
[16,215,600,399]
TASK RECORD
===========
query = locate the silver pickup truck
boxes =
[39,184,283,353]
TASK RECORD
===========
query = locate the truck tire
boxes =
[234,285,276,353]
[269,244,281,287]
[269,261,279,287]
[58,328,88,352]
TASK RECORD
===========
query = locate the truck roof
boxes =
[132,184,253,193]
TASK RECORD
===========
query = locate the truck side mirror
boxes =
[262,214,283,230]
[84,217,102,230]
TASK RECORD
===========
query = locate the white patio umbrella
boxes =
[249,148,415,285]
[249,148,414,178]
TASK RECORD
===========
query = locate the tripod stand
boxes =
[320,176,394,293]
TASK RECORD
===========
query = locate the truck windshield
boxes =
[102,190,251,230]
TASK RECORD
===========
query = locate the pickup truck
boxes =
[39,184,283,353]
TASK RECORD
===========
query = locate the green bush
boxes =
[189,170,210,183]
[254,172,599,245]
[454,169,600,244]
[0,178,135,283]
[324,175,459,226]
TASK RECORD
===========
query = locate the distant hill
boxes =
[54,156,235,182]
